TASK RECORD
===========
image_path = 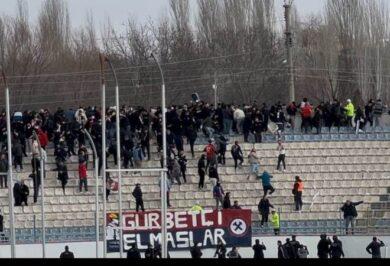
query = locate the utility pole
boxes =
[213,72,218,109]
[284,0,295,102]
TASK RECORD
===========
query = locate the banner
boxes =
[106,209,252,252]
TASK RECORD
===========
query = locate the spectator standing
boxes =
[78,159,88,192]
[213,182,225,210]
[365,100,374,127]
[330,235,344,259]
[247,148,260,180]
[0,153,8,188]
[197,154,206,190]
[257,171,275,196]
[270,210,280,235]
[223,192,232,209]
[215,134,227,165]
[290,235,303,259]
[283,238,294,259]
[344,99,355,128]
[340,200,363,235]
[258,196,274,227]
[190,242,203,259]
[276,140,286,172]
[20,180,29,206]
[12,139,23,172]
[204,139,217,173]
[132,184,145,212]
[300,100,313,134]
[178,151,187,183]
[232,200,242,209]
[60,246,74,259]
[231,141,244,172]
[233,106,245,134]
[252,239,266,259]
[127,243,141,259]
[227,246,241,258]
[286,101,298,129]
[373,99,384,127]
[317,234,331,259]
[132,143,143,170]
[298,246,309,258]
[366,237,385,259]
[278,240,288,259]
[13,181,22,206]
[214,240,227,259]
[292,176,304,211]
[57,160,68,194]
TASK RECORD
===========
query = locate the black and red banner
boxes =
[106,209,252,252]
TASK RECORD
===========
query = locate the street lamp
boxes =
[1,70,16,258]
[150,52,168,259]
[212,84,218,108]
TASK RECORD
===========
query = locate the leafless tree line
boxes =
[0,0,389,111]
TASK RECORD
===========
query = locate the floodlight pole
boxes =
[2,70,16,258]
[99,53,108,258]
[32,130,46,258]
[151,53,168,259]
[82,129,99,258]
[105,57,123,258]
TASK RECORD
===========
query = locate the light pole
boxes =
[32,130,46,258]
[284,0,295,102]
[1,70,16,258]
[99,53,108,258]
[82,129,99,258]
[104,56,123,258]
[151,52,168,259]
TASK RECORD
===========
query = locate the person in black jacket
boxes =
[132,184,145,212]
[340,200,363,235]
[214,240,227,259]
[317,234,331,259]
[278,240,288,259]
[366,237,385,258]
[144,244,155,259]
[20,180,29,206]
[290,235,303,259]
[127,243,141,259]
[283,238,294,259]
[57,160,69,194]
[0,153,8,188]
[330,235,345,259]
[190,242,203,258]
[231,141,243,171]
[178,151,187,183]
[197,154,206,190]
[258,196,274,227]
[223,192,232,209]
[60,245,74,258]
[253,239,266,259]
[13,181,22,206]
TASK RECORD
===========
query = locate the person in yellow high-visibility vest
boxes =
[190,202,203,212]
[270,209,280,236]
[344,99,355,128]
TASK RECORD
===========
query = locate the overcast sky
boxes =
[1,0,324,33]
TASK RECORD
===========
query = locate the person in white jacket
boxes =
[233,106,245,134]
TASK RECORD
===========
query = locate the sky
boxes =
[0,0,324,33]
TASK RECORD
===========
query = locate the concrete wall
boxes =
[0,236,389,258]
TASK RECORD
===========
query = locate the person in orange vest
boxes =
[292,176,304,211]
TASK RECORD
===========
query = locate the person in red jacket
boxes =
[36,127,48,150]
[78,160,88,192]
[300,99,313,134]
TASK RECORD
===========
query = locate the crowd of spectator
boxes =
[0,97,388,236]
